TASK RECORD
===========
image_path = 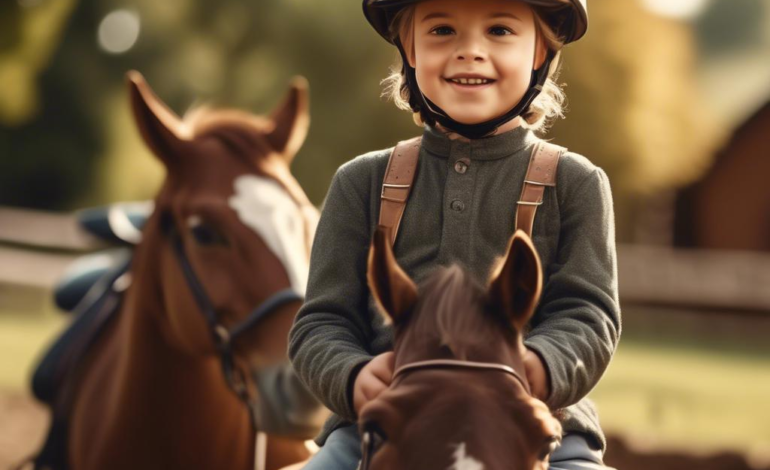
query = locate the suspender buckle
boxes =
[517,200,544,206]
[381,183,411,203]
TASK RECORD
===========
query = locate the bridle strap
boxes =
[167,224,303,346]
[393,358,531,395]
[162,213,303,428]
[229,289,303,341]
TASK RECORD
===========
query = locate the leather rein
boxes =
[160,211,303,429]
[393,358,530,394]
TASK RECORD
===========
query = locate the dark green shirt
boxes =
[289,124,621,450]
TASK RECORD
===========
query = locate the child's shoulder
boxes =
[338,147,392,175]
[556,148,602,182]
[334,146,394,190]
[552,146,611,201]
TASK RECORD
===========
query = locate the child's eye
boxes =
[489,26,514,36]
[430,25,455,36]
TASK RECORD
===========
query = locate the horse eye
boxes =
[538,436,560,461]
[187,216,229,247]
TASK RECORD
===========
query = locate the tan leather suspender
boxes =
[378,136,422,245]
[514,141,564,237]
[378,136,564,244]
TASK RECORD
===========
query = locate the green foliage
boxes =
[0,0,718,236]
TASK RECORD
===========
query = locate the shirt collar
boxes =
[421,123,538,160]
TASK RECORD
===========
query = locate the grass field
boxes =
[590,333,770,461]
[1,311,768,461]
[0,310,69,392]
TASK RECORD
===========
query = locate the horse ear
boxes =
[127,70,187,168]
[265,76,310,164]
[487,230,543,332]
[367,226,418,325]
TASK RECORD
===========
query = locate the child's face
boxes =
[408,0,546,125]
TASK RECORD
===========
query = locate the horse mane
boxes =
[413,265,513,360]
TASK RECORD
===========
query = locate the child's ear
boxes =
[367,226,418,325]
[399,34,417,68]
[406,45,416,69]
[487,230,543,332]
[534,33,548,71]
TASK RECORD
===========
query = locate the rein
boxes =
[161,212,303,428]
[393,358,531,395]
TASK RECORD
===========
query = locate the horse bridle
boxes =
[359,358,531,470]
[160,211,304,428]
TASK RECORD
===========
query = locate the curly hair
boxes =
[380,5,567,134]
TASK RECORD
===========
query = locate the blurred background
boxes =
[0,0,768,468]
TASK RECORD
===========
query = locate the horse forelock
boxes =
[414,265,495,360]
[184,106,272,137]
[180,106,275,160]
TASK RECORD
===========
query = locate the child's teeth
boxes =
[451,78,489,85]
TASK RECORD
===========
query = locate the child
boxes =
[289,0,620,468]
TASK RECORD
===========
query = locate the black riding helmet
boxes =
[363,0,589,139]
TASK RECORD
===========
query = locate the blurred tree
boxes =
[0,0,76,125]
[0,2,22,52]
[549,0,718,240]
[0,0,412,209]
[697,0,766,56]
[0,0,722,244]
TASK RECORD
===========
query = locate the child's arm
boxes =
[524,165,621,411]
[288,162,376,423]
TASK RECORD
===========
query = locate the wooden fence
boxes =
[1,205,769,320]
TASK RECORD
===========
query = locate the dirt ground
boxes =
[1,389,767,470]
[0,391,48,470]
[604,435,770,470]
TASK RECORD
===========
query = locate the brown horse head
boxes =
[127,70,318,365]
[362,226,562,470]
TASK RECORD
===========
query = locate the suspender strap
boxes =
[378,136,422,245]
[514,141,564,237]
[378,137,563,245]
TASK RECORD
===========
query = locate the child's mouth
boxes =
[444,77,496,90]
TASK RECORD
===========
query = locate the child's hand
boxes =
[523,348,550,402]
[353,352,395,415]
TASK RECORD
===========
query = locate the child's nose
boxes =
[454,35,487,62]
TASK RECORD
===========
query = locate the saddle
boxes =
[53,203,150,311]
[379,135,564,242]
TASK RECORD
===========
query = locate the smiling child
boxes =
[289,0,620,468]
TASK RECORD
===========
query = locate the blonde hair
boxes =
[380,5,567,134]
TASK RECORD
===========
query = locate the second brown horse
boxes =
[64,72,323,470]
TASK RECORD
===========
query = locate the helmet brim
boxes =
[363,0,588,45]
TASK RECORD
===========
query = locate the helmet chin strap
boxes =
[396,39,554,140]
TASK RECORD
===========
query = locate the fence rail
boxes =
[1,206,769,313]
[0,206,102,252]
[617,243,770,312]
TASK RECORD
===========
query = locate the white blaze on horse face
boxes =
[449,443,485,470]
[229,175,310,296]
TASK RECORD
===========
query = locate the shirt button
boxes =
[450,200,465,212]
[454,160,469,174]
